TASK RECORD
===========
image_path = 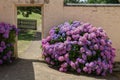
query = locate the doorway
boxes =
[16,6,42,58]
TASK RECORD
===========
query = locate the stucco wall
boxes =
[43,0,64,38]
[0,0,45,57]
[63,6,120,61]
[43,0,120,61]
[0,0,44,24]
[0,0,120,61]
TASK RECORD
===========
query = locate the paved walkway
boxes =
[0,31,120,80]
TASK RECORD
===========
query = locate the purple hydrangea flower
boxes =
[70,61,76,69]
[58,56,65,62]
[83,67,88,72]
[0,47,3,52]
[42,21,115,76]
[0,60,3,64]
[0,22,18,65]
[77,68,81,73]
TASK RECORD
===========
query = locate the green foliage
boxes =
[55,28,59,34]
[17,7,41,17]
[64,0,119,4]
[69,44,80,61]
[87,0,119,4]
[49,36,66,44]
[69,20,73,24]
[64,0,80,4]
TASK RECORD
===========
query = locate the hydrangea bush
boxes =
[0,22,18,64]
[42,21,115,76]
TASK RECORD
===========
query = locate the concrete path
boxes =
[0,32,120,80]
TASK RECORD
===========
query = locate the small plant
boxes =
[0,22,18,64]
[42,21,115,76]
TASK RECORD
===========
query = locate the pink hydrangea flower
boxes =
[42,21,115,76]
[58,56,65,62]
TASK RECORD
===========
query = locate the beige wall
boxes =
[63,6,120,61]
[44,0,120,61]
[0,0,120,61]
[43,0,64,38]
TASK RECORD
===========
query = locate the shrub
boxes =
[0,22,18,64]
[42,21,115,76]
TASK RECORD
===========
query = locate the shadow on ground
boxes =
[0,58,119,80]
[49,66,120,80]
[0,58,46,80]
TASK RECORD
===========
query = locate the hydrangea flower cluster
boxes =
[0,22,18,64]
[42,21,115,76]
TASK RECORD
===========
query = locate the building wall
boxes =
[0,0,120,61]
[63,6,120,61]
[44,0,120,61]
[0,0,45,57]
[43,0,64,37]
